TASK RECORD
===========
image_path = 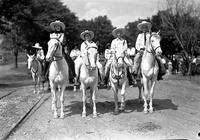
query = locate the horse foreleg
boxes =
[119,81,126,111]
[142,77,148,113]
[92,87,97,117]
[37,77,41,94]
[33,75,37,94]
[73,77,77,92]
[50,82,58,118]
[82,86,86,117]
[149,79,157,113]
[112,83,119,115]
[60,84,66,119]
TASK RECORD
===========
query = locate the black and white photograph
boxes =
[0,0,200,140]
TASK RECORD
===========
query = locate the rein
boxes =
[111,55,125,86]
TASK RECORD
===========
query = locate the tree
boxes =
[160,0,200,74]
[0,0,79,67]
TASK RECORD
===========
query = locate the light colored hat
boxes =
[50,20,65,31]
[137,21,152,31]
[112,28,125,38]
[32,43,42,49]
[80,30,94,40]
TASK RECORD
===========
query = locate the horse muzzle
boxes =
[89,65,97,70]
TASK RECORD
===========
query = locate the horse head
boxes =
[84,46,98,70]
[147,32,162,55]
[111,51,126,79]
[27,54,35,70]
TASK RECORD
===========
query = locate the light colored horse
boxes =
[46,39,69,119]
[109,51,127,115]
[141,32,162,113]
[27,54,43,94]
[79,46,98,118]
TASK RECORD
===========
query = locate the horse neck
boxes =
[143,44,156,65]
[31,59,40,73]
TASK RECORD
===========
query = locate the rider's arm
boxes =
[135,34,143,51]
[110,40,116,53]
[123,40,128,56]
[80,42,87,57]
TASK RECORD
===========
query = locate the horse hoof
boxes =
[54,114,58,119]
[119,106,125,111]
[113,110,119,115]
[60,114,65,119]
[143,109,148,114]
[82,113,86,118]
[93,113,97,118]
[149,108,153,113]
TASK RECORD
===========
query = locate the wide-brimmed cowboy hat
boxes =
[50,20,65,31]
[112,28,125,38]
[32,43,42,49]
[137,21,152,31]
[80,30,94,40]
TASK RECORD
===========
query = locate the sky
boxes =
[61,0,165,28]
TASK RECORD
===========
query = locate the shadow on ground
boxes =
[63,98,178,117]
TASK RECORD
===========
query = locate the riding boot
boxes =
[156,56,166,80]
[127,68,133,85]
[132,52,142,75]
[104,66,110,86]
[42,61,50,81]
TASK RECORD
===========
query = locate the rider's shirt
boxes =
[135,32,150,51]
[50,33,64,43]
[104,49,114,60]
[110,38,128,57]
[70,49,81,60]
[80,41,97,57]
[127,47,136,57]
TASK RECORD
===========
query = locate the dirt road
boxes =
[6,74,200,140]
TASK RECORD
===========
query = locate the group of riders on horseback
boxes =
[29,20,166,87]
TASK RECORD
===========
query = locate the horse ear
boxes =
[27,54,30,57]
[157,30,160,35]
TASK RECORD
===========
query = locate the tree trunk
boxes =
[14,52,18,68]
[13,48,18,68]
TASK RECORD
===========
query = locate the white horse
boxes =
[46,38,69,119]
[79,46,98,118]
[27,54,43,94]
[109,52,127,115]
[141,32,162,113]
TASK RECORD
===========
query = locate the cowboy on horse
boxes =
[104,28,132,85]
[42,20,65,81]
[75,30,104,85]
[132,21,166,80]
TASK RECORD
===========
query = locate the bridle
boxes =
[145,34,161,55]
[85,46,98,70]
[111,55,125,86]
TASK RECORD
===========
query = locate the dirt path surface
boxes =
[0,62,49,140]
[6,74,200,140]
